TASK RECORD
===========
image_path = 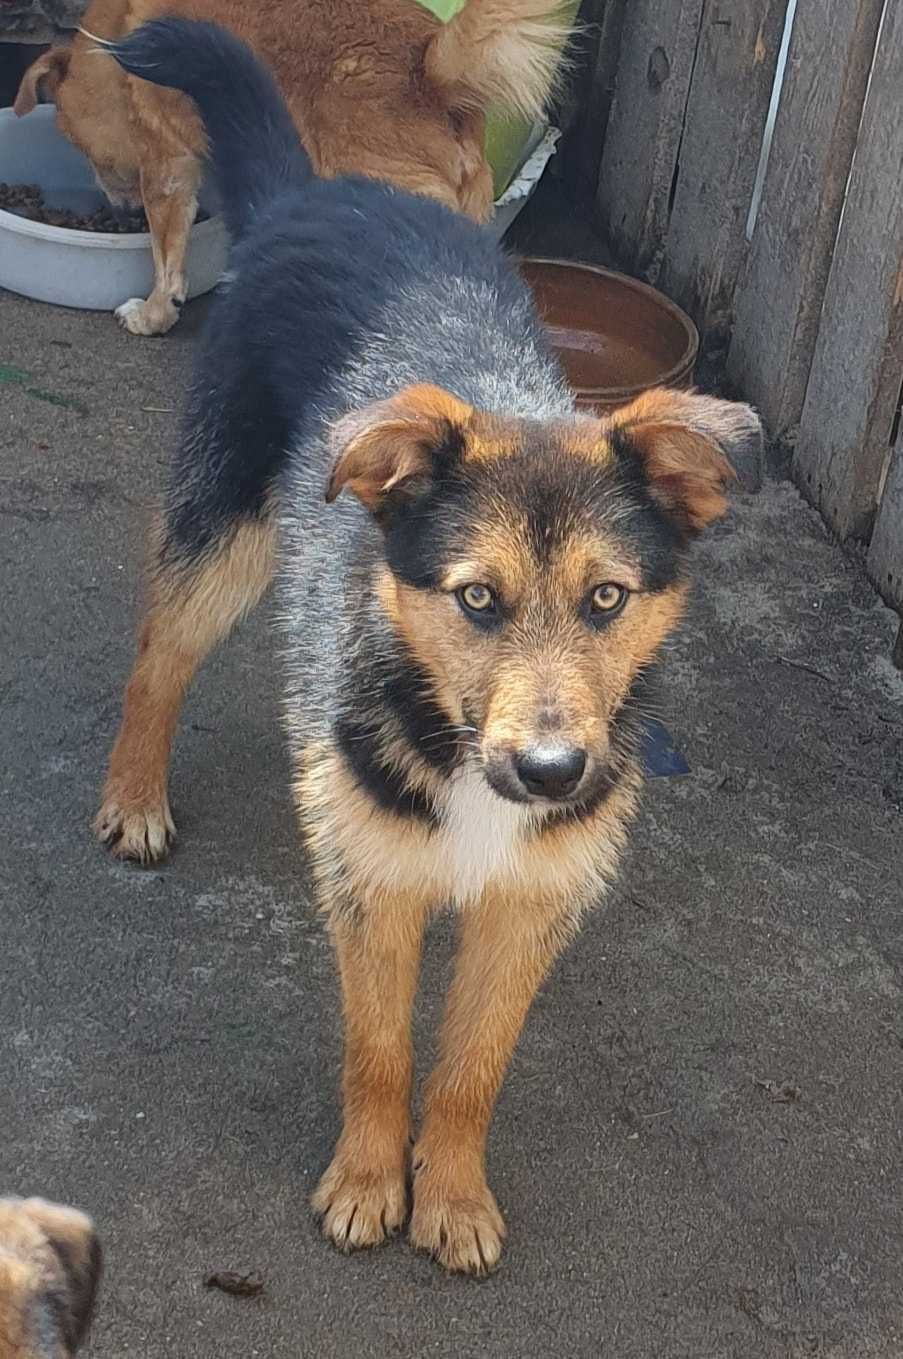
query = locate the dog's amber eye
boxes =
[590,583,627,616]
[458,583,495,614]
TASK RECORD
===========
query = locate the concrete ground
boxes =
[2,264,902,1359]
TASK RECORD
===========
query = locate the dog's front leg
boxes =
[115,155,200,336]
[410,889,576,1274]
[313,890,430,1251]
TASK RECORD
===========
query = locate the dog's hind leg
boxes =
[97,288,288,862]
[95,512,276,862]
[115,152,201,337]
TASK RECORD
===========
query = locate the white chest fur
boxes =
[438,766,539,904]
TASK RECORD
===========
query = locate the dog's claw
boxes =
[93,793,175,863]
[312,1158,407,1252]
[409,1173,505,1275]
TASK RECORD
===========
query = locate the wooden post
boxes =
[659,0,788,345]
[727,0,886,438]
[792,0,903,542]
[556,0,626,204]
[595,0,705,280]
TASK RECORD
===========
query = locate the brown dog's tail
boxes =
[424,0,574,122]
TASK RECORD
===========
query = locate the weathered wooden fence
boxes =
[575,0,903,653]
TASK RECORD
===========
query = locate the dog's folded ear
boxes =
[14,47,71,117]
[325,384,473,512]
[610,388,762,535]
[18,1198,102,1352]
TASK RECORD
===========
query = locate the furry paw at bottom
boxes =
[409,1170,506,1274]
[94,791,175,863]
[312,1158,407,1252]
[114,296,181,336]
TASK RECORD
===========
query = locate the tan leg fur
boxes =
[311,889,431,1250]
[409,887,576,1272]
[95,518,275,861]
[114,153,201,336]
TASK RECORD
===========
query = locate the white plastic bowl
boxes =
[0,104,557,312]
[0,104,228,310]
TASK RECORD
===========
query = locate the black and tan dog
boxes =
[95,20,761,1273]
[0,1199,100,1359]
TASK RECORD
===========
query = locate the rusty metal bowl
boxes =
[519,258,698,412]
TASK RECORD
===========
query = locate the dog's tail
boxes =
[424,0,574,122]
[106,18,311,241]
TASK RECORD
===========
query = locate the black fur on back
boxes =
[122,19,690,824]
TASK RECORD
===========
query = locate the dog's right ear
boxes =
[14,47,71,116]
[325,384,473,512]
[19,1199,101,1352]
[609,388,761,535]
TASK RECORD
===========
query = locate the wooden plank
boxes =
[793,0,903,542]
[868,429,903,612]
[659,0,788,346]
[728,0,885,439]
[557,0,627,203]
[595,0,704,280]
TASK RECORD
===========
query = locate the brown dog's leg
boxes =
[410,890,575,1273]
[95,518,276,862]
[115,154,200,337]
[312,890,431,1250]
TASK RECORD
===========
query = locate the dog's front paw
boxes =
[94,788,175,863]
[409,1157,505,1274]
[114,296,181,336]
[312,1153,407,1252]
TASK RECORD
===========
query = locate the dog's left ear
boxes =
[326,384,473,512]
[20,1199,102,1351]
[610,388,762,535]
[14,47,71,116]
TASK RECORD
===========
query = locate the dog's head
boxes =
[0,1198,101,1359]
[327,383,760,810]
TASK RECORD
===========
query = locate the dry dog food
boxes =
[0,181,207,232]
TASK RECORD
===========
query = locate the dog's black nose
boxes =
[516,744,586,800]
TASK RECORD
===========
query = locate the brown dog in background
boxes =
[0,1199,100,1359]
[15,0,571,335]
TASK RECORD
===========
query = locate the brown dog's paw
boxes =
[0,1196,102,1354]
[311,1156,407,1252]
[409,1166,506,1274]
[114,296,181,336]
[94,790,175,864]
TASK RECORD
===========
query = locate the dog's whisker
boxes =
[419,727,478,745]
[420,741,481,756]
[78,24,111,43]
[421,733,478,744]
[419,729,476,740]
